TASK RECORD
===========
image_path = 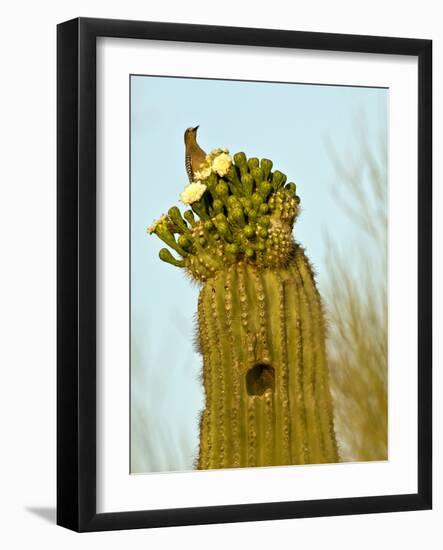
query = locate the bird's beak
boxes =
[193,125,199,132]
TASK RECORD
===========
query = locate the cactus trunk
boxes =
[197,247,338,469]
[149,145,339,469]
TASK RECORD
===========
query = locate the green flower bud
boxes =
[233,151,247,165]
[285,182,296,196]
[247,157,259,172]
[231,207,245,227]
[241,173,254,196]
[213,213,233,242]
[247,209,258,221]
[215,181,229,199]
[258,215,271,227]
[225,243,240,255]
[251,192,263,210]
[256,240,266,251]
[258,181,272,200]
[155,222,187,256]
[257,226,268,239]
[251,167,264,187]
[159,248,185,267]
[205,172,218,195]
[243,225,255,238]
[183,210,195,226]
[234,152,248,177]
[240,197,252,210]
[212,199,224,215]
[168,206,188,233]
[191,200,209,221]
[271,170,286,191]
[178,234,193,249]
[260,158,273,180]
[227,195,241,209]
[217,222,232,241]
[225,166,242,194]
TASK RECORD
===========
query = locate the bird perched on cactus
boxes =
[148,133,339,469]
[184,125,207,182]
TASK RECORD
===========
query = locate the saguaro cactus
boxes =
[148,148,338,468]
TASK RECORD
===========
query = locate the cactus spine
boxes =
[149,148,338,468]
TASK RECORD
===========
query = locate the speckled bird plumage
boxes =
[184,126,207,182]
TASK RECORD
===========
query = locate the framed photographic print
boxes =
[57,17,432,531]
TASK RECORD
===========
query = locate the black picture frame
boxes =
[57,17,432,532]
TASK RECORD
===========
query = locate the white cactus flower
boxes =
[211,152,232,177]
[180,181,207,205]
[193,164,212,180]
[209,147,230,158]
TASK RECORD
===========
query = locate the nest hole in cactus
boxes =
[246,363,275,397]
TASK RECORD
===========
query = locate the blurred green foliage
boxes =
[325,118,388,462]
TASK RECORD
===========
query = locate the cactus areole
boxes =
[148,149,339,468]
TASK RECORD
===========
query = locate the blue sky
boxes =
[130,75,387,473]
